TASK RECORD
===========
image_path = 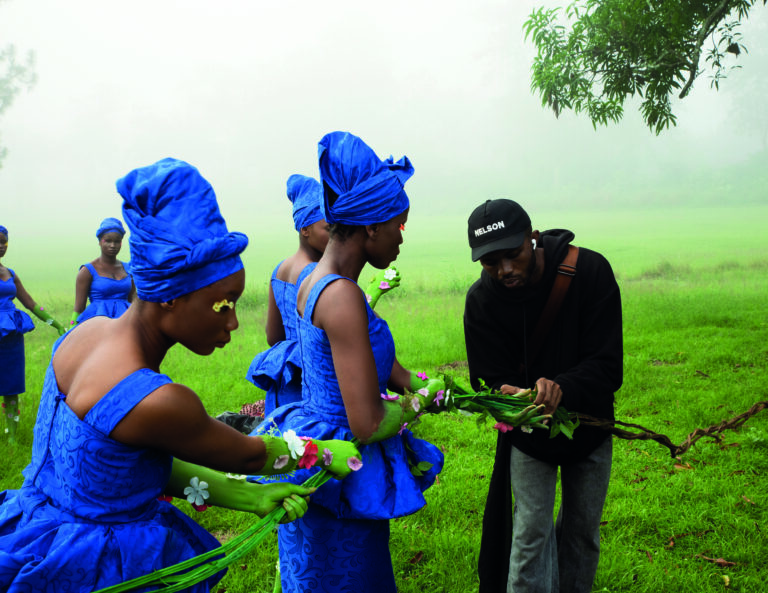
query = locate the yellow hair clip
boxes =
[212,299,235,313]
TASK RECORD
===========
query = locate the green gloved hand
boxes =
[166,459,315,519]
[364,379,446,444]
[363,267,400,310]
[68,311,79,329]
[259,433,362,479]
[32,306,66,336]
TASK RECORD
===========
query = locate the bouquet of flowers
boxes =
[441,374,579,439]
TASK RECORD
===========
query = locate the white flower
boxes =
[283,429,306,459]
[383,268,397,281]
[184,476,210,506]
[411,398,421,413]
[521,425,533,434]
[225,473,247,480]
[13,416,19,423]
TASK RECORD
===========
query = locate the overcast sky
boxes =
[1,0,766,240]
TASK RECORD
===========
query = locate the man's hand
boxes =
[499,384,525,395]
[533,378,562,419]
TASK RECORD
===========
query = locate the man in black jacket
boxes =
[464,199,623,593]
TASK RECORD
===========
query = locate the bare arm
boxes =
[265,282,285,346]
[387,356,411,395]
[73,266,92,313]
[13,273,39,311]
[111,382,272,475]
[316,279,385,443]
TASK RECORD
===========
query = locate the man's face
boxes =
[479,236,537,290]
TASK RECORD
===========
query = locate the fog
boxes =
[1,0,766,242]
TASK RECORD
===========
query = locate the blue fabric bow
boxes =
[318,132,412,226]
[286,174,323,231]
[116,158,248,302]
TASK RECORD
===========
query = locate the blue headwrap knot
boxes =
[116,158,248,303]
[318,132,412,226]
[286,174,323,231]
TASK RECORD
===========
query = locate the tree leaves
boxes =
[524,0,766,134]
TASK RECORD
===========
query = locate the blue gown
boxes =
[252,273,444,592]
[0,338,223,593]
[246,262,314,416]
[0,269,35,396]
[77,262,132,323]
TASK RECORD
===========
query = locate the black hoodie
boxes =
[464,229,623,593]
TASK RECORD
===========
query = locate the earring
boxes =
[531,239,537,250]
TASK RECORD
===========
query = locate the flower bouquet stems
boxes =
[91,448,352,593]
[442,375,579,439]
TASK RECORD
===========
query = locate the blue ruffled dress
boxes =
[252,274,444,592]
[246,262,314,415]
[0,337,223,592]
[0,269,35,396]
[77,262,132,323]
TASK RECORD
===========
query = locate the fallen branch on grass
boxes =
[577,400,768,457]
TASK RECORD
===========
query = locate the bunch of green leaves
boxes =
[523,0,767,134]
[441,375,579,439]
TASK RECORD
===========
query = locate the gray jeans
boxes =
[507,438,612,593]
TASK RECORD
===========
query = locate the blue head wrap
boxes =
[116,158,248,303]
[286,174,323,231]
[96,217,126,239]
[0,225,7,237]
[318,131,412,226]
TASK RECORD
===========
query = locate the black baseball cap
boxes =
[467,199,531,261]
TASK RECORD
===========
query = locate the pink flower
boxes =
[298,441,319,469]
[347,457,363,471]
[381,392,400,401]
[434,390,445,407]
[417,388,429,397]
[417,372,428,381]
[398,422,408,435]
[322,448,333,466]
[493,422,515,433]
[379,281,390,290]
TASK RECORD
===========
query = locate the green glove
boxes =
[365,379,446,444]
[68,311,79,329]
[32,306,66,336]
[166,459,315,520]
[363,267,400,310]
[259,433,362,480]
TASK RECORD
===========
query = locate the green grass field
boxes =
[2,205,767,592]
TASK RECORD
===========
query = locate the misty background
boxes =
[1,0,766,269]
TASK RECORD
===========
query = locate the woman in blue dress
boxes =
[246,175,404,419]
[247,175,329,416]
[0,225,66,444]
[0,159,360,592]
[254,132,446,592]
[70,217,134,327]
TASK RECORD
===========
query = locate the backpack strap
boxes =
[523,245,579,372]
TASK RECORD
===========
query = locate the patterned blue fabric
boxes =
[76,263,132,323]
[0,269,34,395]
[95,217,125,239]
[318,132,412,226]
[287,174,323,231]
[0,226,7,237]
[0,344,223,592]
[117,158,248,303]
[251,273,443,591]
[247,263,315,416]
